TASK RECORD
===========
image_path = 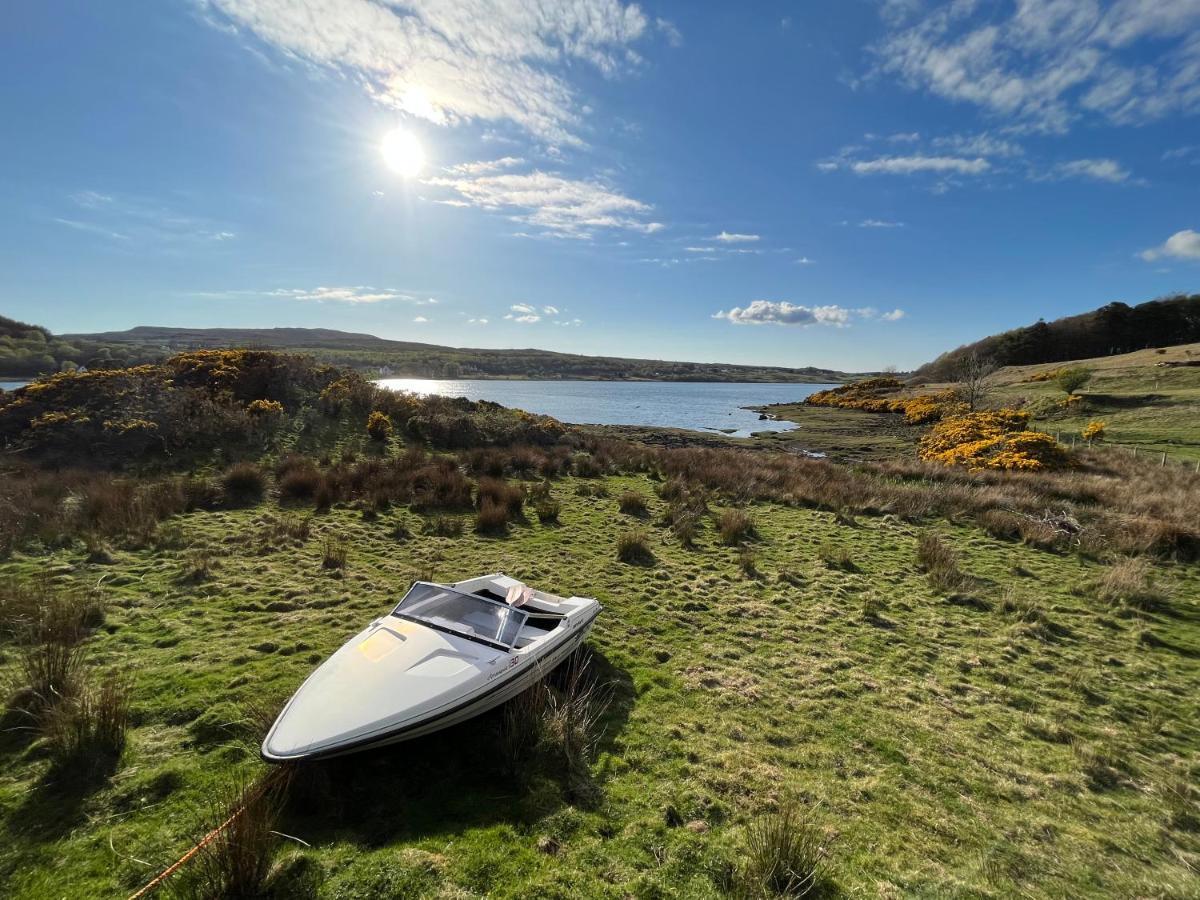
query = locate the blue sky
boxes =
[2,0,1198,371]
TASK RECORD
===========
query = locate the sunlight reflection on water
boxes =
[377,379,835,438]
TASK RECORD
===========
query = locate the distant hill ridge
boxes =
[39,324,856,383]
[915,293,1200,381]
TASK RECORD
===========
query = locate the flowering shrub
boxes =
[1027,367,1069,383]
[919,409,1069,470]
[807,378,960,423]
[366,410,392,442]
[247,399,284,417]
[1082,420,1106,443]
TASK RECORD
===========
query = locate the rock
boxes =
[685,820,710,834]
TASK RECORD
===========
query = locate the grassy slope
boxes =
[984,342,1200,461]
[750,342,1200,463]
[2,475,1198,897]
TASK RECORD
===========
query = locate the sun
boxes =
[381,127,424,177]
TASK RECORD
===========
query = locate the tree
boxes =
[955,351,996,411]
[1056,367,1091,396]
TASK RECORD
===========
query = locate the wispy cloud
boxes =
[203,0,675,145]
[713,301,904,327]
[425,165,662,238]
[870,0,1200,133]
[858,219,905,228]
[505,303,541,323]
[1050,158,1134,184]
[848,155,990,176]
[268,286,413,304]
[52,190,235,248]
[711,231,759,243]
[1140,229,1200,262]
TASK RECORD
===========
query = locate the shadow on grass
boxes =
[277,645,634,848]
[6,749,123,843]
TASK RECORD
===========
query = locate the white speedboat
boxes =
[262,573,601,762]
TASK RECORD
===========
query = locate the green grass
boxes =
[1,474,1199,897]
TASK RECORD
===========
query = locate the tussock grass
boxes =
[474,497,511,534]
[423,515,464,537]
[817,541,855,572]
[1095,557,1169,611]
[42,672,130,774]
[618,491,649,517]
[222,463,267,506]
[718,509,757,546]
[617,528,655,565]
[916,530,968,593]
[180,770,292,900]
[534,497,561,524]
[736,800,831,899]
[320,537,348,569]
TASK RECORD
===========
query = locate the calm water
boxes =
[0,377,834,438]
[378,379,835,438]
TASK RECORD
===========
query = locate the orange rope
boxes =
[126,805,244,900]
[126,769,288,900]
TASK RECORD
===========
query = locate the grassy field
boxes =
[2,469,1198,898]
[752,342,1200,464]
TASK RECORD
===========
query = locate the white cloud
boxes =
[849,155,990,176]
[713,301,907,327]
[467,317,489,324]
[932,132,1024,157]
[1051,158,1133,183]
[205,0,672,145]
[795,256,815,265]
[1140,229,1200,261]
[270,286,408,304]
[859,219,905,228]
[711,231,760,243]
[871,0,1200,133]
[443,157,525,175]
[887,131,921,142]
[412,315,429,323]
[510,303,536,314]
[542,305,560,315]
[713,301,852,327]
[426,167,660,237]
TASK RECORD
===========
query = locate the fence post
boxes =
[1160,452,1167,467]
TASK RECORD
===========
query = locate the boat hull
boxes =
[262,611,597,762]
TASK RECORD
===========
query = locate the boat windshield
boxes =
[391,583,527,650]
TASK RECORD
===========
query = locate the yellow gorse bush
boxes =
[807,378,960,423]
[919,409,1070,471]
[1082,420,1106,442]
[1027,366,1070,383]
[247,399,284,416]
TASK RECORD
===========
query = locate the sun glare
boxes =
[381,127,424,177]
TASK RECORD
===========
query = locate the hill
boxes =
[915,293,1200,381]
[52,324,855,383]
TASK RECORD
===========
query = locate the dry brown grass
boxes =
[916,530,968,593]
[617,528,655,565]
[1094,557,1169,611]
[718,509,757,546]
[618,491,649,517]
[42,672,130,773]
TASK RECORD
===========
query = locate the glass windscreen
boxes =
[392,583,526,649]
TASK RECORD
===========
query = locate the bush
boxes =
[1056,366,1092,395]
[222,463,267,506]
[1082,420,1106,443]
[736,800,831,899]
[919,409,1069,471]
[617,528,655,565]
[916,530,966,593]
[718,509,757,546]
[618,491,648,516]
[366,410,393,442]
